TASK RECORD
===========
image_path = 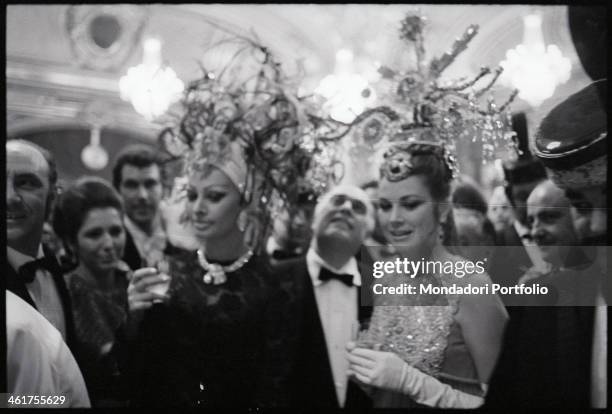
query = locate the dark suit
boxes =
[486,242,599,409]
[122,229,143,271]
[485,306,595,409]
[275,256,372,411]
[5,245,77,352]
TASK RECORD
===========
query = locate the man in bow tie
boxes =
[280,184,375,410]
[6,139,76,349]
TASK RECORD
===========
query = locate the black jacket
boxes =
[5,245,77,352]
[274,256,373,411]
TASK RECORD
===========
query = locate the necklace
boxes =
[196,248,254,285]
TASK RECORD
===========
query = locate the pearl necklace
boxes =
[196,248,254,285]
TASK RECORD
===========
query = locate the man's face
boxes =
[118,164,162,228]
[6,142,51,253]
[527,181,578,266]
[512,180,542,226]
[313,188,371,250]
[566,185,607,243]
[488,187,514,232]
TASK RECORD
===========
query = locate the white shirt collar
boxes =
[124,214,166,248]
[306,246,361,287]
[7,245,44,271]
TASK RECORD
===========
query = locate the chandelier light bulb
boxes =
[315,48,377,123]
[500,13,572,107]
[119,37,184,122]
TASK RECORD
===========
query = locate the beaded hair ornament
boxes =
[335,13,520,179]
[158,33,340,252]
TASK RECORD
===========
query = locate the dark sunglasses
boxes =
[329,194,367,215]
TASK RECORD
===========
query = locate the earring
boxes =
[237,210,248,233]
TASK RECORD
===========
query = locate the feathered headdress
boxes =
[158,34,341,251]
[330,12,520,179]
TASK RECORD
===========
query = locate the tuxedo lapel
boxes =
[6,248,77,352]
[291,258,371,410]
[296,260,339,408]
[356,249,373,325]
[6,261,37,310]
[123,229,143,270]
[43,245,77,351]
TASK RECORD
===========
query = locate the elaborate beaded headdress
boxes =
[158,34,340,251]
[336,13,519,180]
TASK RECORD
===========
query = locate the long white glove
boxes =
[347,343,484,408]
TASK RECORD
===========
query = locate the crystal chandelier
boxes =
[315,49,377,123]
[500,13,572,107]
[119,38,184,122]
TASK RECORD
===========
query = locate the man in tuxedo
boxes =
[6,139,76,350]
[280,184,375,410]
[486,80,607,409]
[488,112,548,288]
[112,145,167,269]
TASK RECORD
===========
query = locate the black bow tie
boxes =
[272,249,302,261]
[18,255,62,283]
[318,267,354,287]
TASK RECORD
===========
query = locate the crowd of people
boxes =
[5,11,607,411]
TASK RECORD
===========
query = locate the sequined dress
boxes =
[358,256,484,408]
[128,248,295,408]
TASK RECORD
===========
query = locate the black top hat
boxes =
[534,79,607,189]
[569,6,607,83]
[502,112,547,185]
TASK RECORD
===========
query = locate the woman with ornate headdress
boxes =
[124,36,327,408]
[340,13,515,408]
[348,141,508,408]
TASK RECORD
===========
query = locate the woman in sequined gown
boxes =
[126,146,295,408]
[347,142,508,408]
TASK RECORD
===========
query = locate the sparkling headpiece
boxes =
[342,12,519,177]
[158,34,339,251]
[380,140,453,182]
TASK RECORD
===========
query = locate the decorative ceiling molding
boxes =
[64,5,149,72]
[6,82,159,137]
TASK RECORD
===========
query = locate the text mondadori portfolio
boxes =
[372,283,549,295]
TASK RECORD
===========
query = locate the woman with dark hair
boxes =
[52,176,130,406]
[347,142,508,408]
[125,37,324,408]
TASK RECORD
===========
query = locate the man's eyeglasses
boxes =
[329,194,367,215]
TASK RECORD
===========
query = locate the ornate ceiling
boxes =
[6,4,592,139]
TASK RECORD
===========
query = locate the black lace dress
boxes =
[128,247,297,408]
[65,269,130,406]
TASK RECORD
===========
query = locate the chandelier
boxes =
[81,124,108,170]
[119,38,184,122]
[315,49,377,123]
[500,13,572,107]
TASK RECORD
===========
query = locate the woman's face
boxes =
[186,167,242,242]
[74,207,125,275]
[378,175,442,257]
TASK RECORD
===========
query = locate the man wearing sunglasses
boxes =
[281,185,375,410]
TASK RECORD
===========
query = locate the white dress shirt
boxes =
[306,248,361,407]
[7,291,90,407]
[7,245,67,340]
